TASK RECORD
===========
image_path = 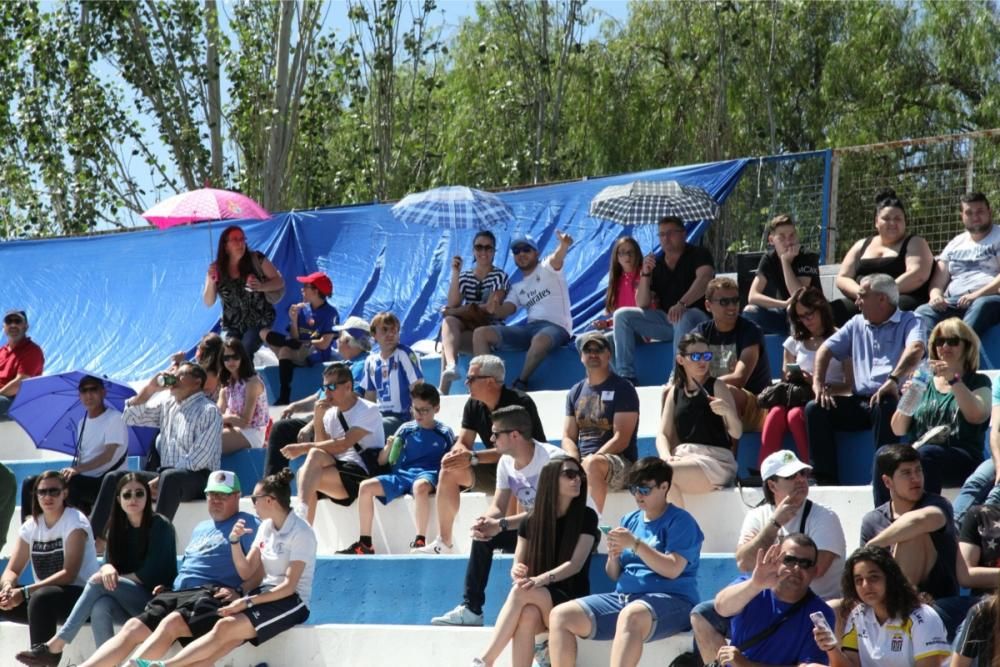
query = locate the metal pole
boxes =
[826,151,840,264]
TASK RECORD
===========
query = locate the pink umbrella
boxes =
[142,188,270,229]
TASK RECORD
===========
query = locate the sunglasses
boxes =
[582,345,607,354]
[491,429,516,437]
[36,487,63,497]
[781,554,816,569]
[223,354,241,361]
[511,245,534,255]
[628,483,658,496]
[934,336,965,347]
[120,489,146,501]
[685,351,714,362]
[561,469,585,480]
[4,317,24,325]
[79,385,103,394]
[711,297,740,307]
[250,494,273,505]
[473,244,495,252]
[321,381,349,391]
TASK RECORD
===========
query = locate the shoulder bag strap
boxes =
[735,594,811,653]
[336,410,363,453]
[798,499,813,534]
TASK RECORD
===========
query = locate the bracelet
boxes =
[948,373,962,386]
[21,586,29,601]
[640,272,652,278]
[229,534,241,544]
[770,519,782,530]
[498,517,509,532]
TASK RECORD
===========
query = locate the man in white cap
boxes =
[690,450,845,664]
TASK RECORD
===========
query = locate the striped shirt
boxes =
[362,344,423,415]
[123,391,222,472]
[457,268,509,305]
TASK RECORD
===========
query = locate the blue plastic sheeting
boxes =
[0,159,746,382]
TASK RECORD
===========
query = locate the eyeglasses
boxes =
[36,487,63,497]
[223,354,240,361]
[473,244,495,252]
[511,245,534,255]
[120,489,146,501]
[561,469,585,480]
[781,554,816,569]
[628,483,658,496]
[465,375,491,385]
[491,429,516,438]
[711,297,740,307]
[582,345,607,354]
[935,336,965,347]
[3,317,24,325]
[684,351,714,362]
[250,494,273,505]
[411,405,434,415]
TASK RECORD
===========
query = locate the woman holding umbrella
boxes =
[203,225,284,357]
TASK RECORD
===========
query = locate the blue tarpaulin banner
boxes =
[0,158,747,381]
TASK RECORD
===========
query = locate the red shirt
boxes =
[0,337,44,387]
[613,270,641,310]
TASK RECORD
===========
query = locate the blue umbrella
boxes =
[9,370,158,457]
[391,185,514,229]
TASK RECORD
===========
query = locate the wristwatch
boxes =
[243,596,254,609]
[498,517,509,532]
[887,373,900,385]
[229,534,241,544]
[469,452,479,467]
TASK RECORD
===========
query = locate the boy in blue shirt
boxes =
[362,311,424,438]
[339,382,453,554]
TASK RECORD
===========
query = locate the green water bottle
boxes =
[388,436,405,465]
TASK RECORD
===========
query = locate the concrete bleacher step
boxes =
[0,621,693,666]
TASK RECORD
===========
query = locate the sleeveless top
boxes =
[217,251,276,332]
[226,378,269,430]
[855,235,929,301]
[672,376,731,450]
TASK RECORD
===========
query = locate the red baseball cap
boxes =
[296,272,333,297]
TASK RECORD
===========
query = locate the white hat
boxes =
[761,450,812,481]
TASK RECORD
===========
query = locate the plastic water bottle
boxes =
[897,363,931,416]
[387,436,405,465]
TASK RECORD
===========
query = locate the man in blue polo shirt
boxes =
[806,274,925,484]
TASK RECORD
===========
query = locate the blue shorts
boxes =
[575,592,693,642]
[375,469,439,504]
[491,320,570,351]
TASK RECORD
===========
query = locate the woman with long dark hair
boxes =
[202,225,284,356]
[576,236,644,352]
[1,471,100,665]
[473,457,598,667]
[814,546,949,667]
[952,589,1000,667]
[18,475,176,665]
[170,332,224,400]
[218,337,269,454]
[656,332,741,506]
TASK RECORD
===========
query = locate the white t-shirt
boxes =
[841,603,950,667]
[783,337,845,385]
[75,407,129,477]
[496,441,566,510]
[939,225,1000,297]
[505,258,573,334]
[19,508,101,587]
[737,499,846,600]
[256,512,317,606]
[321,397,386,470]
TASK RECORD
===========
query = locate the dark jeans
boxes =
[0,584,83,645]
[805,393,897,484]
[265,417,309,476]
[463,529,518,615]
[872,443,979,507]
[20,473,105,522]
[90,469,210,538]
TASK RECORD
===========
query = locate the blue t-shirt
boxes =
[362,344,424,414]
[615,505,703,605]
[565,373,640,461]
[392,419,454,473]
[295,301,339,362]
[350,353,369,395]
[174,512,258,590]
[729,580,833,666]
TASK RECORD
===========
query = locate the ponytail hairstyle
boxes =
[524,457,589,577]
[259,468,295,512]
[874,188,907,221]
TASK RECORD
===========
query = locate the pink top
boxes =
[612,270,641,310]
[226,378,269,430]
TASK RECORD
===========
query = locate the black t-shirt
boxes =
[649,244,714,313]
[959,504,1000,596]
[518,506,600,600]
[694,317,772,394]
[461,386,547,448]
[755,250,820,301]
[860,493,958,599]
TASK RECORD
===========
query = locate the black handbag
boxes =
[757,380,814,410]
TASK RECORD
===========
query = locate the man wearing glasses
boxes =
[473,231,574,390]
[0,308,44,421]
[416,355,545,556]
[708,535,834,667]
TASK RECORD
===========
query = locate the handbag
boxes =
[249,251,286,305]
[757,380,814,410]
[442,303,494,330]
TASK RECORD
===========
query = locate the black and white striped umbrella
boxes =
[589,180,719,226]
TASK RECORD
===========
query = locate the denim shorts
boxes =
[492,320,570,351]
[576,591,693,642]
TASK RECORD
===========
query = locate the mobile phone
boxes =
[599,525,612,534]
[809,611,831,634]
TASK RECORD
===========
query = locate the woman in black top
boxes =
[474,457,598,667]
[657,333,741,506]
[832,189,933,325]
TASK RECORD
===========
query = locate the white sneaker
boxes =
[441,365,459,383]
[431,604,483,626]
[412,537,455,554]
[471,659,487,667]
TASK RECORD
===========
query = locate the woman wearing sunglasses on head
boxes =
[129,468,316,667]
[656,333,741,507]
[1,472,100,665]
[218,337,270,455]
[439,230,511,395]
[758,287,854,468]
[881,318,990,507]
[813,545,949,667]
[472,457,599,667]
[17,475,176,666]
[547,457,703,667]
